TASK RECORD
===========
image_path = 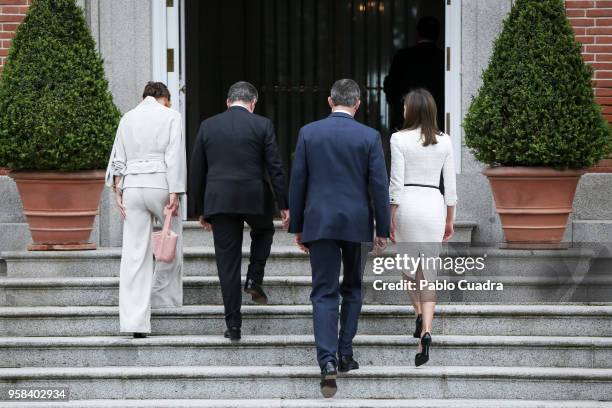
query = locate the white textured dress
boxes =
[389,128,457,281]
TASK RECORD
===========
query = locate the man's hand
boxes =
[199,215,212,231]
[443,221,454,242]
[295,233,309,254]
[115,190,126,219]
[373,236,388,254]
[166,193,179,216]
[280,209,290,229]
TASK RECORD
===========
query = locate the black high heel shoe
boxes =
[413,314,423,338]
[415,332,431,367]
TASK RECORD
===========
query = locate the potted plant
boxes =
[463,0,612,248]
[0,0,120,250]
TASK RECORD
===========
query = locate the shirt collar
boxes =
[333,108,354,116]
[140,96,163,107]
[330,109,355,119]
[228,105,250,112]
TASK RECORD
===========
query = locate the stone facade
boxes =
[0,0,610,250]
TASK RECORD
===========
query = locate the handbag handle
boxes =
[161,207,174,236]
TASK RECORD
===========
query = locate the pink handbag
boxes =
[152,207,178,263]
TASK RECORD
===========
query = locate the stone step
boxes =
[1,334,610,369]
[0,365,610,400]
[174,220,477,247]
[2,400,611,408]
[1,304,610,337]
[0,246,595,278]
[1,275,611,306]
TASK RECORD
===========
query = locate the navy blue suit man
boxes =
[288,79,391,398]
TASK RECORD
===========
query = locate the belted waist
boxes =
[404,183,439,190]
[119,155,167,175]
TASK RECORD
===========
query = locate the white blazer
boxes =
[105,96,186,194]
[389,128,457,206]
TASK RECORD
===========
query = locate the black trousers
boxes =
[210,213,275,329]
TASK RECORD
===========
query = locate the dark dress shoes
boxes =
[224,327,241,341]
[133,332,147,339]
[320,361,338,398]
[244,278,268,305]
[338,355,359,373]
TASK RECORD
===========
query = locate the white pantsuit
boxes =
[389,129,457,282]
[105,96,187,333]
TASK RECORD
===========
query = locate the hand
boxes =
[166,193,179,216]
[295,233,309,254]
[199,216,212,231]
[374,236,387,254]
[280,209,290,229]
[390,204,398,244]
[115,189,126,219]
[443,221,454,242]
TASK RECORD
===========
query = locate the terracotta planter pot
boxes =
[483,167,584,248]
[10,170,105,251]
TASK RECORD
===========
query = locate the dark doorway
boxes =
[185,0,445,218]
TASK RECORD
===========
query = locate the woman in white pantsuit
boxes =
[105,82,187,338]
[389,89,457,366]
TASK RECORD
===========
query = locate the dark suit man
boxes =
[384,16,445,131]
[190,81,289,341]
[288,79,390,398]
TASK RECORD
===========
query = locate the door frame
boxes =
[445,0,462,172]
[153,0,462,172]
[151,0,184,119]
[152,0,187,219]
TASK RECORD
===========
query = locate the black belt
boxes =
[404,183,439,190]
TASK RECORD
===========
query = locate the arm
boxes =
[263,120,288,210]
[384,51,405,104]
[165,115,187,194]
[442,142,457,241]
[389,135,405,207]
[105,119,127,188]
[389,135,405,242]
[442,142,457,207]
[369,132,391,239]
[189,124,208,219]
[105,120,127,218]
[288,129,308,234]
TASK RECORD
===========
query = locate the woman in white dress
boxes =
[105,82,186,338]
[389,88,457,366]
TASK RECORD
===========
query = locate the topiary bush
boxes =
[463,0,612,169]
[0,0,120,171]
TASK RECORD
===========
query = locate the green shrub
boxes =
[0,0,120,171]
[463,0,611,169]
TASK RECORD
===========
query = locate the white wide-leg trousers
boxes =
[119,187,183,333]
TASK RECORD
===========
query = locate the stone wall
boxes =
[0,1,610,250]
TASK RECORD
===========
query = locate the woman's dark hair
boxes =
[401,88,440,147]
[142,81,171,101]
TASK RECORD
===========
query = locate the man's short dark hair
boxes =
[142,81,171,100]
[330,79,361,107]
[417,16,440,42]
[227,81,258,103]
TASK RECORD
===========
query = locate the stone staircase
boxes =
[1,222,612,407]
